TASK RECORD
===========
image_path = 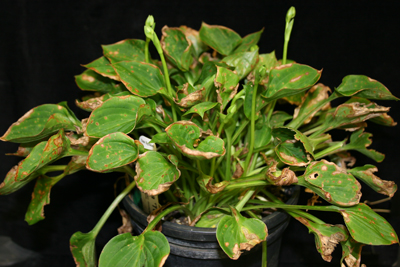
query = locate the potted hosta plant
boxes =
[0,6,398,267]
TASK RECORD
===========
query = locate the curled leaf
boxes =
[174,83,205,108]
[265,160,298,186]
[342,129,385,162]
[197,172,229,194]
[348,165,397,197]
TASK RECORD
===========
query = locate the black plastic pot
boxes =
[122,186,299,267]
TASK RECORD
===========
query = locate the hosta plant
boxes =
[1,7,398,267]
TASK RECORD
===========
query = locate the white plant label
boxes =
[139,135,155,151]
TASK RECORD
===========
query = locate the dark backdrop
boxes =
[0,1,399,266]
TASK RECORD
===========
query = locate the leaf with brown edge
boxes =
[195,208,229,228]
[1,102,80,143]
[340,236,364,267]
[85,95,151,138]
[98,231,170,267]
[179,26,208,58]
[134,151,181,196]
[214,66,239,111]
[341,129,385,162]
[0,129,73,195]
[165,121,225,160]
[293,83,332,124]
[295,217,348,262]
[335,75,399,100]
[112,61,166,97]
[264,160,298,186]
[83,56,119,81]
[161,26,193,71]
[299,159,362,206]
[348,165,397,197]
[197,172,229,194]
[86,132,139,173]
[75,69,124,93]
[174,83,205,108]
[330,203,399,245]
[216,206,268,260]
[199,22,242,56]
[344,96,397,127]
[261,63,322,102]
[102,39,146,63]
[183,101,218,119]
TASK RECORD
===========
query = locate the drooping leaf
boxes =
[161,26,193,71]
[179,26,208,58]
[102,39,146,63]
[70,231,97,267]
[6,144,35,157]
[83,56,119,80]
[199,22,242,56]
[183,101,218,119]
[75,69,124,93]
[331,203,399,245]
[0,129,74,195]
[112,61,166,97]
[300,159,362,206]
[1,102,80,143]
[197,172,228,194]
[335,75,399,100]
[233,29,264,53]
[293,83,332,124]
[86,132,139,172]
[134,151,180,196]
[261,63,322,102]
[348,165,397,197]
[222,47,259,80]
[340,236,364,267]
[295,217,348,262]
[86,95,151,138]
[216,207,268,260]
[165,121,225,160]
[98,231,170,267]
[214,66,239,111]
[341,129,385,162]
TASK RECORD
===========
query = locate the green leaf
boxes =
[86,95,151,138]
[70,231,97,267]
[214,66,239,111]
[233,29,264,53]
[75,69,124,93]
[179,26,208,58]
[216,207,267,260]
[150,132,171,144]
[243,83,267,120]
[161,26,193,71]
[253,122,272,149]
[255,51,278,72]
[102,39,146,63]
[272,127,314,166]
[331,203,399,245]
[300,160,361,206]
[295,217,348,262]
[348,165,397,197]
[83,56,119,81]
[99,231,170,267]
[195,61,217,86]
[183,101,218,119]
[86,132,139,172]
[335,75,399,100]
[0,129,73,195]
[134,151,180,196]
[269,111,292,127]
[261,63,322,102]
[165,121,225,160]
[196,209,229,228]
[112,61,166,97]
[199,22,242,56]
[222,47,259,80]
[342,129,385,162]
[1,102,80,143]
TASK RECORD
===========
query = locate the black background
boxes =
[0,0,399,266]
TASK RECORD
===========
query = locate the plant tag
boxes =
[139,135,155,151]
[140,192,161,214]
